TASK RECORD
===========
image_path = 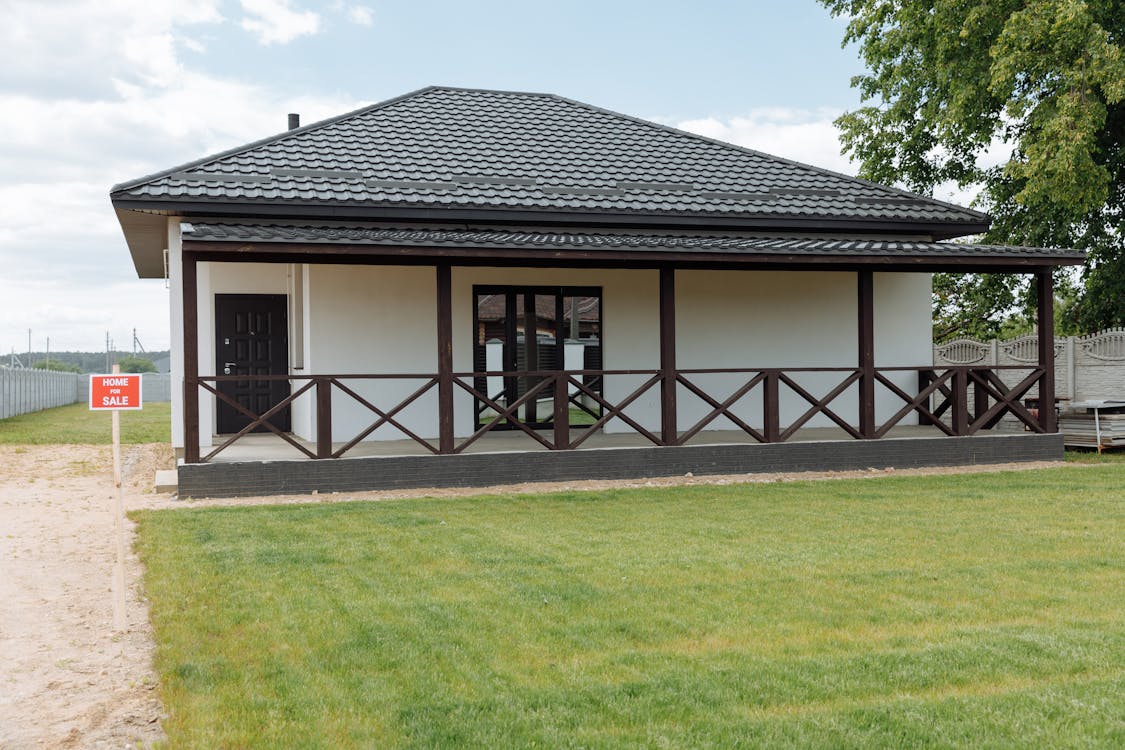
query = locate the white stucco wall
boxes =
[173,258,933,448]
[675,270,932,430]
[168,219,184,449]
[301,264,439,443]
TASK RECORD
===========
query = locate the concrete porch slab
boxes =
[154,469,178,494]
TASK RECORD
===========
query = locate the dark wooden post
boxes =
[553,372,569,449]
[917,370,934,426]
[951,368,969,435]
[182,250,200,463]
[316,378,333,459]
[553,295,568,449]
[973,373,989,421]
[857,270,876,438]
[659,267,677,445]
[524,292,539,424]
[764,370,780,442]
[436,263,454,453]
[1036,269,1057,433]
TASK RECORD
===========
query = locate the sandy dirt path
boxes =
[0,444,168,750]
[0,442,1065,748]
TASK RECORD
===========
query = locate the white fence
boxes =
[0,370,172,420]
[935,328,1125,402]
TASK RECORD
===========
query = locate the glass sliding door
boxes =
[473,286,602,430]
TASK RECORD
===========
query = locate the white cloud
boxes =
[240,0,321,45]
[673,109,1006,210]
[346,5,375,26]
[673,107,857,177]
[0,0,223,97]
[0,0,357,353]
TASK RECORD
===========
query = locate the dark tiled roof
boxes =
[113,86,988,229]
[183,220,1085,262]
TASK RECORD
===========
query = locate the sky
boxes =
[0,0,892,358]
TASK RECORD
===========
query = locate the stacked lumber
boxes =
[1060,411,1125,448]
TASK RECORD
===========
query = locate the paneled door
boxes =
[214,294,290,434]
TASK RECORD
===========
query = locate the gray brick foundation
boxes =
[176,433,1065,498]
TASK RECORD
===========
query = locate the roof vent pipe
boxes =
[287,113,300,130]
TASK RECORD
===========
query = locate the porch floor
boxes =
[198,423,1022,464]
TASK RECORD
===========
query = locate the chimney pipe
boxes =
[287,113,300,130]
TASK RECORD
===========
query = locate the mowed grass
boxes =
[0,401,171,444]
[135,466,1125,748]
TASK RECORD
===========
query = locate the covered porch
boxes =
[174,226,1066,496]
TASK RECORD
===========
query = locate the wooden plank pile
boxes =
[1061,407,1125,449]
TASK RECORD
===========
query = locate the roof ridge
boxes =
[545,92,991,223]
[109,85,444,195]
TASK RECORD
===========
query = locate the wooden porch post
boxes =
[858,270,876,438]
[316,378,333,459]
[1036,269,1057,433]
[436,263,454,453]
[659,266,677,445]
[182,250,200,463]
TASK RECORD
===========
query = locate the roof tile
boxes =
[113,87,987,228]
[183,220,1085,262]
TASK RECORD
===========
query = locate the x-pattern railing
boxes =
[191,364,1049,462]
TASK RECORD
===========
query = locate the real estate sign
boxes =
[89,374,143,410]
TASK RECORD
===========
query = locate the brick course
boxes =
[178,433,1064,498]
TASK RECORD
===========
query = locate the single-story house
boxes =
[110,86,1083,497]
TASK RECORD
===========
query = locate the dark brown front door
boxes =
[215,294,290,434]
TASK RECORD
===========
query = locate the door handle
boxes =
[224,362,237,375]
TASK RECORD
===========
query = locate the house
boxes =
[110,86,1083,497]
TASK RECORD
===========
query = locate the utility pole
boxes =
[28,328,32,368]
[106,331,110,372]
[133,328,137,356]
[46,337,49,367]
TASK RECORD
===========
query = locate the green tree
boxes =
[819,0,1124,337]
[117,355,158,373]
[33,359,82,373]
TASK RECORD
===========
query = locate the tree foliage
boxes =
[819,0,1124,338]
[117,355,158,373]
[32,358,82,373]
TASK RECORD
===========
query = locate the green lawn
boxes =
[135,466,1125,748]
[0,401,171,444]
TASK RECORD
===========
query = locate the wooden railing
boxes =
[188,365,1049,463]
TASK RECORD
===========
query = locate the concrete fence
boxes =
[934,328,1125,402]
[0,370,172,420]
[0,369,81,419]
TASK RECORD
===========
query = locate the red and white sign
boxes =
[89,374,143,410]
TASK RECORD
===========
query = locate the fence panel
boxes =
[0,369,82,419]
[141,373,172,402]
[935,328,1125,402]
